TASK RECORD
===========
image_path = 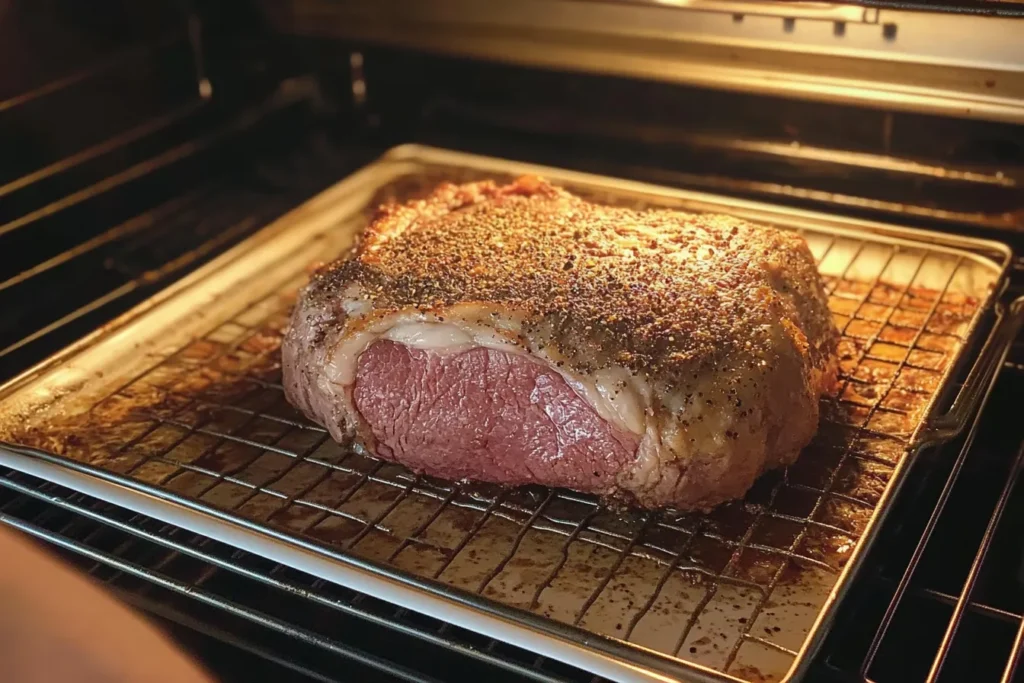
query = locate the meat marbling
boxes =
[283,176,839,510]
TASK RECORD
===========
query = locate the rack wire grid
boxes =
[861,440,1024,683]
[1,159,995,682]
[0,392,1020,683]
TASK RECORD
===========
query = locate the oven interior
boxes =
[2,1,1023,681]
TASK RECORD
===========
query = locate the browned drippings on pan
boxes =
[8,265,977,681]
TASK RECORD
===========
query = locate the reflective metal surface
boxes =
[262,0,1024,123]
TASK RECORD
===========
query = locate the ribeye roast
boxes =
[283,177,839,510]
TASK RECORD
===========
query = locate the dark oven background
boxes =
[1,1,1023,681]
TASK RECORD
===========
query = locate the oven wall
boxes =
[352,48,1024,235]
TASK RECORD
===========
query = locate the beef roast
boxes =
[283,176,839,510]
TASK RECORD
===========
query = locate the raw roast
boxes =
[282,177,839,510]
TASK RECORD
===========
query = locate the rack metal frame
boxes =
[0,147,1018,682]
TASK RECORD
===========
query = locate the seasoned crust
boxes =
[301,176,839,414]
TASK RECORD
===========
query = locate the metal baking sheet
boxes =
[0,145,1014,682]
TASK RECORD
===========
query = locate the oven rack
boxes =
[0,31,370,381]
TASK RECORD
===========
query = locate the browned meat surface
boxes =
[283,177,839,510]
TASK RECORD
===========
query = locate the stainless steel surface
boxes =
[261,0,1024,124]
[412,93,1024,233]
[0,145,1016,683]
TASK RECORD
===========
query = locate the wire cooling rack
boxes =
[0,147,1009,682]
